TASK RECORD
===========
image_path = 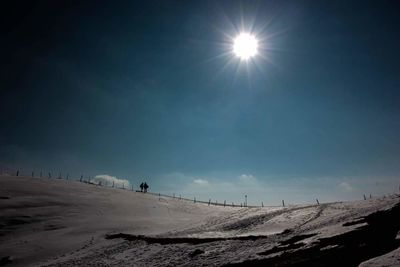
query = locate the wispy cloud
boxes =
[162,172,266,205]
[238,174,257,183]
[338,181,353,192]
[193,178,210,186]
[158,172,400,205]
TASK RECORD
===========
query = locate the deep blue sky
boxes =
[1,0,399,204]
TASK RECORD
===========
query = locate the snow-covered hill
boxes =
[0,176,399,266]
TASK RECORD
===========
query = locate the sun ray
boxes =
[186,5,290,87]
[230,58,243,88]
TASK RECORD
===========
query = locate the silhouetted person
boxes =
[140,182,144,192]
[143,182,149,193]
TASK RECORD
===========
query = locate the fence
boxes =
[2,169,398,208]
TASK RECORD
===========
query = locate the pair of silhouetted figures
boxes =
[139,182,149,193]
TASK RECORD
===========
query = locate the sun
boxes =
[233,33,258,60]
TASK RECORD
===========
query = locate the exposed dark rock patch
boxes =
[343,218,365,226]
[278,229,292,235]
[0,256,12,266]
[224,202,400,266]
[257,233,318,256]
[105,233,269,245]
[44,224,65,231]
[0,215,39,229]
[189,249,205,258]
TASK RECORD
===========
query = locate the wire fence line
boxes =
[2,169,398,208]
[1,170,279,208]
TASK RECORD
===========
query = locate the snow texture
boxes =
[0,176,399,266]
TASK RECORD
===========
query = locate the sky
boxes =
[1,0,399,205]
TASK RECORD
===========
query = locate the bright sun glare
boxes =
[233,33,258,60]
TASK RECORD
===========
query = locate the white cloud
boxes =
[193,178,210,186]
[239,174,257,183]
[338,182,353,192]
[161,173,268,205]
[93,174,130,187]
[159,172,400,205]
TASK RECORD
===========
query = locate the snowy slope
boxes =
[0,176,399,266]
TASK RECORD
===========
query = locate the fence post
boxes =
[245,195,247,207]
[16,170,19,176]
[262,202,264,207]
[112,181,115,188]
[194,197,196,203]
[80,175,83,182]
[316,198,320,205]
[159,193,161,201]
[369,194,372,199]
[232,202,234,207]
[208,199,211,206]
[224,200,226,207]
[48,172,51,178]
[179,195,181,200]
[282,200,285,207]
[363,194,366,200]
